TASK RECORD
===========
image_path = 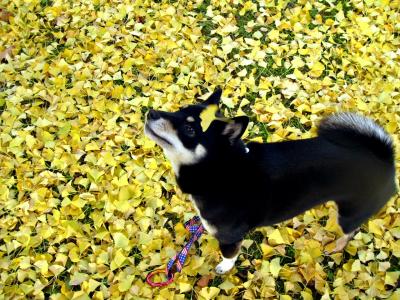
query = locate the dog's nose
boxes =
[148,109,160,120]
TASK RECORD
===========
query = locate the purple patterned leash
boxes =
[146,216,204,287]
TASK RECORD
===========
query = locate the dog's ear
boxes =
[221,116,249,143]
[204,87,222,105]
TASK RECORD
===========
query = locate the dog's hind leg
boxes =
[327,199,378,254]
[215,240,242,274]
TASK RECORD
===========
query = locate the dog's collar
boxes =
[245,147,250,154]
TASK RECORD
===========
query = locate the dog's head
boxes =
[144,88,249,172]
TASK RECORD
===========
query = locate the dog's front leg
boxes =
[215,240,242,274]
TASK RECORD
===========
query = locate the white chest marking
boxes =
[164,143,206,175]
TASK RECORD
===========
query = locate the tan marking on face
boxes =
[145,118,207,174]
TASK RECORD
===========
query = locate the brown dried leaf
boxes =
[197,274,212,287]
[0,9,11,22]
[0,46,14,62]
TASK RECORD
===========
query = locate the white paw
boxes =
[215,258,236,274]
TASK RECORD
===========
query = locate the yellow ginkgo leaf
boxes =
[268,229,285,245]
[0,0,398,298]
[49,264,65,276]
[309,61,325,78]
[270,257,282,278]
[112,232,129,249]
[34,260,48,275]
[199,287,220,299]
[200,104,219,132]
[110,250,127,271]
[69,272,89,286]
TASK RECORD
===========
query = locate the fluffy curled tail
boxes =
[318,112,394,163]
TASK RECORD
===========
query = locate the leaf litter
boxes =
[0,0,399,299]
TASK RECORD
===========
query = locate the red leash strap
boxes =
[146,216,204,287]
[146,269,174,287]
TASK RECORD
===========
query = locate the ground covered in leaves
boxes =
[0,0,399,299]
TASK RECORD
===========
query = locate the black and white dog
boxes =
[144,88,396,274]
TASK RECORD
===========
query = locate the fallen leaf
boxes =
[0,9,12,22]
[200,104,219,131]
[70,272,89,286]
[197,274,212,287]
[0,46,13,61]
[270,257,282,278]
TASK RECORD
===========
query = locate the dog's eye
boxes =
[184,124,196,137]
